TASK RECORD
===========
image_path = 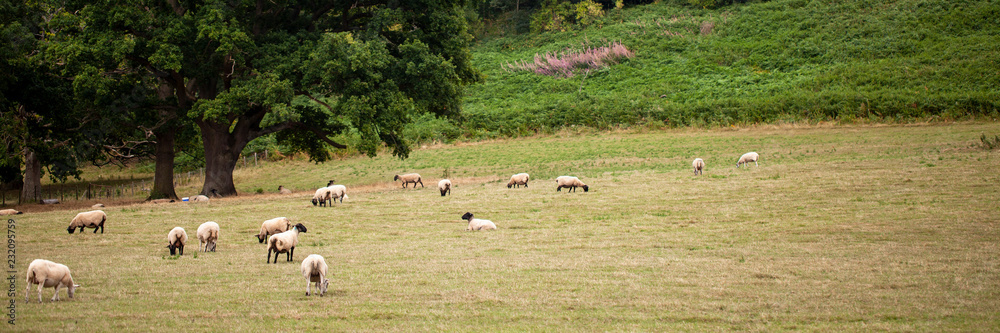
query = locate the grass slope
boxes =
[461,0,1000,136]
[8,122,1000,331]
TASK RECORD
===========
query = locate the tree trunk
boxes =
[20,148,41,203]
[198,124,249,197]
[148,127,178,200]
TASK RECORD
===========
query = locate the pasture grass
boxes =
[9,122,1000,331]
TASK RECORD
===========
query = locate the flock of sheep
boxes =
[19,151,761,302]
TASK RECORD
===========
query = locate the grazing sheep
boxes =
[328,185,349,203]
[438,179,452,196]
[693,158,705,175]
[256,217,292,243]
[67,210,107,234]
[555,176,589,193]
[166,227,188,256]
[91,203,104,208]
[267,223,308,263]
[24,259,80,303]
[278,185,292,194]
[197,221,220,252]
[737,152,759,168]
[300,254,330,296]
[311,187,332,207]
[507,173,530,188]
[462,212,497,231]
[149,199,175,204]
[0,209,22,215]
[190,195,210,203]
[394,173,424,188]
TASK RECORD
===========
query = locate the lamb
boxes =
[24,259,80,303]
[0,209,22,215]
[462,212,496,231]
[197,221,220,252]
[507,173,530,188]
[693,158,705,175]
[190,195,210,202]
[278,185,292,194]
[267,223,307,263]
[328,185,348,203]
[311,187,332,207]
[737,152,759,168]
[67,210,107,234]
[555,176,589,193]
[300,254,330,296]
[438,179,452,196]
[166,227,188,256]
[256,217,292,243]
[393,173,424,188]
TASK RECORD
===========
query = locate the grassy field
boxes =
[8,122,1000,331]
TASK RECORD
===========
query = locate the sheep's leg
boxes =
[754,161,758,167]
[51,284,61,301]
[99,221,104,233]
[305,280,311,296]
[267,248,273,263]
[25,282,31,303]
[288,247,295,261]
[419,180,424,188]
[37,283,44,303]
[179,245,184,256]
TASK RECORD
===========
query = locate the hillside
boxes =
[457,0,1000,137]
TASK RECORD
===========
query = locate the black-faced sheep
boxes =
[438,179,452,196]
[256,217,292,243]
[462,212,497,231]
[67,210,107,234]
[311,187,332,207]
[507,173,530,188]
[197,221,220,252]
[166,227,188,256]
[394,173,424,188]
[0,209,23,215]
[278,185,292,194]
[693,158,705,175]
[25,259,80,303]
[328,185,348,203]
[267,223,307,263]
[555,176,589,193]
[737,152,759,168]
[300,254,330,296]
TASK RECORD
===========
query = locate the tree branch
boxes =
[166,0,185,16]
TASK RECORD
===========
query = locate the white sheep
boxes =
[67,210,107,234]
[190,195,210,202]
[462,212,496,231]
[394,173,424,188]
[267,223,308,263]
[24,259,80,303]
[91,203,104,208]
[256,217,292,243]
[197,221,220,252]
[0,209,23,215]
[311,187,332,207]
[507,173,530,188]
[278,185,292,194]
[438,179,452,196]
[328,185,349,203]
[166,227,188,256]
[555,176,589,193]
[300,254,330,296]
[693,158,705,175]
[737,152,759,168]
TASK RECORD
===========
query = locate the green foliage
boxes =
[531,0,605,32]
[980,133,1000,150]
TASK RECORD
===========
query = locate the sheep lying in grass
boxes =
[267,223,307,263]
[300,254,330,296]
[166,227,188,256]
[693,158,705,175]
[328,185,348,203]
[67,210,107,234]
[462,212,496,231]
[91,203,104,208]
[311,187,332,207]
[737,152,759,168]
[507,173,530,188]
[394,173,423,188]
[197,221,220,252]
[0,209,22,215]
[256,217,292,243]
[438,179,452,196]
[555,176,589,193]
[25,259,80,303]
[278,185,292,194]
[190,195,210,203]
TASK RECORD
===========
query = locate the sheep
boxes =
[737,152,759,168]
[278,185,292,194]
[311,187,332,207]
[555,176,589,193]
[190,195,210,202]
[0,209,22,215]
[91,203,104,208]
[67,210,107,234]
[693,158,705,175]
[24,259,80,303]
[300,254,330,296]
[462,212,496,231]
[507,173,530,188]
[197,221,220,252]
[267,223,307,263]
[438,179,452,196]
[393,173,424,188]
[166,227,188,256]
[328,185,349,203]
[256,217,292,243]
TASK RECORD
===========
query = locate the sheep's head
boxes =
[256,234,266,243]
[582,185,590,192]
[320,278,330,296]
[461,212,473,221]
[293,223,307,233]
[167,244,178,255]
[393,175,400,181]
[68,284,80,299]
[507,183,513,188]
[311,198,318,206]
[207,241,217,252]
[327,180,334,186]
[67,226,76,234]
